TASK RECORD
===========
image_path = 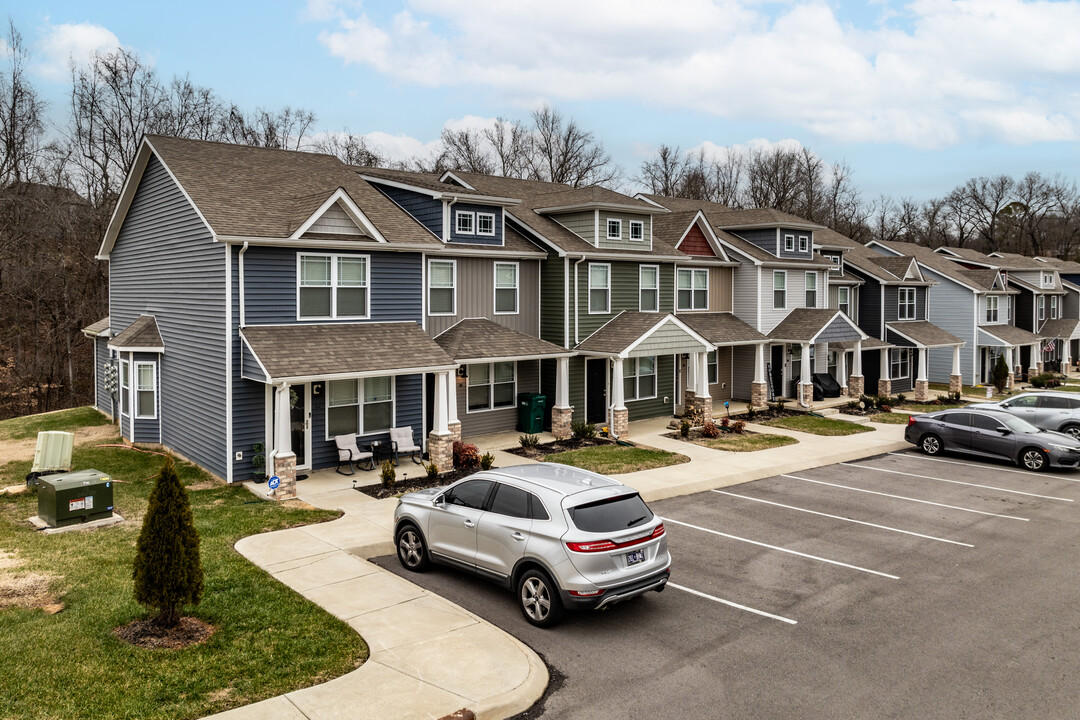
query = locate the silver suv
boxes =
[971,391,1080,438]
[393,463,671,627]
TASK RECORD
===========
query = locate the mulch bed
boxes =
[355,467,485,499]
[841,399,968,417]
[113,616,216,649]
[663,427,757,442]
[506,436,615,461]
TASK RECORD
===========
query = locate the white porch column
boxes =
[274,382,291,453]
[853,340,863,375]
[697,351,711,396]
[879,348,891,381]
[917,348,928,381]
[555,356,570,408]
[1005,346,1014,373]
[1031,342,1042,372]
[432,371,450,435]
[611,358,626,410]
[447,371,459,426]
[686,352,698,394]
[1063,339,1072,370]
[952,345,961,376]
[754,343,766,383]
[838,349,848,392]
[801,343,811,381]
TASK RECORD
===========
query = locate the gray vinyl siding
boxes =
[629,323,706,357]
[884,286,928,323]
[378,186,442,238]
[597,212,651,251]
[94,337,113,417]
[626,354,675,421]
[731,265,760,330]
[761,268,815,334]
[857,279,883,338]
[817,315,862,343]
[731,345,756,400]
[733,229,777,256]
[427,257,540,337]
[459,360,540,437]
[450,203,503,246]
[540,257,566,347]
[924,269,977,384]
[109,154,227,477]
[309,203,363,235]
[777,228,814,260]
[1066,289,1080,318]
[552,211,595,244]
[828,284,859,325]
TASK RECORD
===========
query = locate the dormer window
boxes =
[606,218,622,240]
[799,235,809,253]
[477,212,495,236]
[784,234,795,252]
[456,211,475,235]
[1042,272,1054,287]
[629,220,644,241]
[828,254,842,275]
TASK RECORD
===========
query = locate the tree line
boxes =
[2,18,1079,420]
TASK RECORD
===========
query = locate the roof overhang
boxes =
[885,321,964,349]
[359,174,521,206]
[534,201,666,215]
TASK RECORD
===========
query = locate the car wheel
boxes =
[1061,424,1080,439]
[1019,447,1049,472]
[395,524,430,572]
[517,568,564,628]
[920,433,943,456]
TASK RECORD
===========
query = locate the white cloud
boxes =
[313,0,1080,148]
[310,115,503,164]
[36,22,121,80]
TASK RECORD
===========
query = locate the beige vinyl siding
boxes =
[552,211,595,244]
[710,267,733,312]
[308,202,363,235]
[597,212,652,251]
[731,345,757,401]
[707,346,733,402]
[427,257,540,336]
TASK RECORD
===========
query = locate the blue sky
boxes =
[7,0,1080,201]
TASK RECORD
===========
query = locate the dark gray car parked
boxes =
[970,391,1080,438]
[904,407,1080,471]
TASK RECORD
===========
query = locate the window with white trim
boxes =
[326,377,394,438]
[494,262,518,314]
[467,362,515,411]
[623,356,656,401]
[986,295,999,323]
[428,259,455,315]
[827,253,842,275]
[891,348,910,380]
[1042,272,1053,288]
[784,234,795,252]
[135,362,156,419]
[773,271,786,309]
[804,272,818,308]
[589,263,610,314]
[838,286,850,317]
[1051,295,1059,319]
[456,211,475,235]
[606,218,622,240]
[677,268,708,310]
[120,359,130,416]
[799,235,809,252]
[898,287,916,320]
[639,265,659,312]
[707,350,718,385]
[299,254,368,319]
[1038,295,1046,321]
[629,220,644,241]
[477,212,495,236]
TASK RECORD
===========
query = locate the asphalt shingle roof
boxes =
[1038,318,1080,340]
[433,318,570,362]
[677,313,766,345]
[82,316,110,336]
[575,312,710,354]
[110,315,163,350]
[885,321,964,347]
[978,324,1041,346]
[767,309,864,343]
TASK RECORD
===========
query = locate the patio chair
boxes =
[335,434,374,475]
[390,426,423,464]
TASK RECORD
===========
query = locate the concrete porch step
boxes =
[833,413,870,424]
[813,407,840,416]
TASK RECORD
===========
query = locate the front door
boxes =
[272,383,311,470]
[586,358,608,424]
[771,345,784,399]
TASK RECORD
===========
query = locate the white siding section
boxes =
[309,202,364,235]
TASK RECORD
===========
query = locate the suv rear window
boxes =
[568,494,653,533]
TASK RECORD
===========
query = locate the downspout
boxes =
[573,256,586,344]
[444,197,458,242]
[238,241,249,327]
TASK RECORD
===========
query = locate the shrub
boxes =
[1029,372,1060,388]
[702,421,721,438]
[876,395,892,409]
[572,421,598,440]
[251,442,265,480]
[731,420,747,434]
[679,419,691,438]
[935,394,950,404]
[452,441,481,470]
[992,354,1010,392]
[133,456,203,628]
[480,452,495,471]
[895,393,907,404]
[859,394,876,409]
[880,404,892,413]
[380,460,397,490]
[720,416,731,428]
[846,400,861,410]
[775,397,788,410]
[518,433,540,449]
[746,406,757,421]
[424,461,439,480]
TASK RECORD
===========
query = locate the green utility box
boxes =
[37,469,114,528]
[517,392,547,433]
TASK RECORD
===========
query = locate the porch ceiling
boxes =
[885,321,964,348]
[434,317,571,363]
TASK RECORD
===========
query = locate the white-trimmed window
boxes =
[707,350,718,385]
[589,263,610,314]
[986,296,999,323]
[1038,295,1046,321]
[299,253,369,319]
[838,286,850,317]
[494,262,518,314]
[623,356,656,401]
[773,271,786,309]
[784,234,795,252]
[828,254,842,275]
[135,361,156,419]
[477,212,495,236]
[804,272,818,308]
[467,362,515,412]
[1042,272,1053,288]
[455,211,475,235]
[891,348,910,380]
[120,359,130,417]
[639,265,659,312]
[677,268,708,310]
[326,377,394,438]
[629,220,644,241]
[606,218,622,240]
[1051,295,1059,319]
[428,259,456,315]
[799,235,809,253]
[898,287,916,320]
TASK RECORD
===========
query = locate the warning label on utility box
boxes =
[68,496,92,512]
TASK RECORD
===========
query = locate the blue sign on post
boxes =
[268,476,280,490]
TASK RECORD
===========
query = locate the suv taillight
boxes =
[566,522,666,553]
[907,415,916,426]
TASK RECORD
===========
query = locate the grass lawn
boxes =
[692,432,799,452]
[927,382,1010,400]
[1035,384,1080,392]
[762,415,874,436]
[869,412,911,424]
[0,429,366,719]
[0,406,112,440]
[900,403,965,413]
[545,444,689,475]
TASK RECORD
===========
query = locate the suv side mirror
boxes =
[433,494,445,507]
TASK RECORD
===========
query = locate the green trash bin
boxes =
[517,392,547,433]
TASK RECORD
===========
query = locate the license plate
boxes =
[626,549,645,566]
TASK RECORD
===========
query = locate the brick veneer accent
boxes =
[448,421,461,444]
[271,451,296,501]
[878,379,892,397]
[798,382,814,407]
[750,381,768,408]
[848,375,864,398]
[914,379,930,402]
[1037,362,1045,374]
[949,374,963,395]
[551,407,573,440]
[684,393,713,426]
[427,432,453,475]
[611,408,629,439]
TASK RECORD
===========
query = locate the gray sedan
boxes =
[970,391,1080,438]
[904,407,1080,471]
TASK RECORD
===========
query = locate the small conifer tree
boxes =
[992,354,1010,393]
[133,456,204,627]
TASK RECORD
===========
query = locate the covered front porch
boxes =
[1034,318,1079,374]
[977,324,1042,386]
[884,321,965,400]
[767,309,869,406]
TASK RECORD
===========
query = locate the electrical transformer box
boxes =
[37,470,114,528]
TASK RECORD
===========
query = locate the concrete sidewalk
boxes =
[207,416,910,720]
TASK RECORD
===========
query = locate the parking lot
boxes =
[374,450,1080,719]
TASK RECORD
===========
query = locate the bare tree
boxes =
[482,118,531,178]
[440,126,495,174]
[0,20,47,185]
[744,146,801,212]
[638,144,687,197]
[219,104,316,151]
[528,106,617,188]
[311,130,386,167]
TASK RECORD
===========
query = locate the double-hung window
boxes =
[428,259,455,315]
[891,349,910,379]
[299,254,368,319]
[707,350,718,385]
[639,265,659,312]
[120,359,130,416]
[838,286,850,317]
[986,296,999,323]
[494,262,518,314]
[1043,272,1053,288]
[677,268,708,310]
[1051,295,1059,319]
[773,271,786,309]
[804,272,817,308]
[456,211,475,235]
[799,235,809,253]
[135,362,156,419]
[898,287,916,320]
[1038,295,1046,322]
[606,218,622,240]
[623,356,656,401]
[784,234,795,252]
[629,220,644,241]
[326,377,394,438]
[467,362,515,411]
[828,254,842,275]
[477,212,495,236]
[589,264,610,314]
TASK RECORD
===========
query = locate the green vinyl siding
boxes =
[626,354,674,421]
[574,261,674,344]
[598,212,652,250]
[553,211,595,244]
[540,256,566,346]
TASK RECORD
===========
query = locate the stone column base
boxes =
[848,375,864,398]
[684,393,713,425]
[914,379,930,402]
[270,451,297,501]
[1037,362,1045,374]
[551,407,573,440]
[448,421,462,444]
[612,407,629,439]
[427,432,453,475]
[878,379,892,397]
[798,382,814,407]
[949,374,963,395]
[750,381,768,408]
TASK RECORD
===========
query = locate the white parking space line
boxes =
[662,517,900,580]
[711,490,974,547]
[886,452,1080,483]
[782,475,1030,522]
[841,463,1074,502]
[668,582,798,625]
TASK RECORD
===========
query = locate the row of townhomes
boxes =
[81,135,1080,485]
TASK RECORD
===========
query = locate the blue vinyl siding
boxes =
[733,229,776,256]
[884,286,928,323]
[778,227,813,260]
[857,279,883,338]
[94,337,113,416]
[450,203,503,245]
[817,315,862,343]
[131,351,160,442]
[377,186,442,238]
[924,268,977,384]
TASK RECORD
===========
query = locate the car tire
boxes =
[1061,424,1080,439]
[920,433,943,456]
[1019,447,1049,472]
[395,524,430,572]
[517,568,564,628]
